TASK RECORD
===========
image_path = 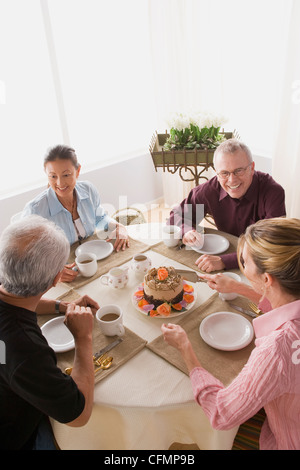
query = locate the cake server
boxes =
[175,269,207,283]
[228,303,257,318]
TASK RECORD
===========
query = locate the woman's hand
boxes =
[161,323,190,352]
[59,263,79,283]
[106,223,130,252]
[161,323,202,372]
[197,272,239,292]
[198,272,262,303]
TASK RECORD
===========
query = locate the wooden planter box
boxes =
[149,131,234,169]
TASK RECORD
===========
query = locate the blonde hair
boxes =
[237,218,300,297]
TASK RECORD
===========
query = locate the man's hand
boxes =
[73,295,100,316]
[182,229,204,248]
[64,303,95,427]
[195,254,225,272]
[64,303,94,342]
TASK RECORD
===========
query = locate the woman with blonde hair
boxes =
[162,218,300,450]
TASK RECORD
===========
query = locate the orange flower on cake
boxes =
[157,268,169,281]
[156,303,171,316]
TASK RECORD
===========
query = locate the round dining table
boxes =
[43,224,251,450]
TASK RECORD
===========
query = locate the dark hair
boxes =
[44,145,80,169]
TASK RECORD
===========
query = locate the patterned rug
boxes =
[232,408,266,450]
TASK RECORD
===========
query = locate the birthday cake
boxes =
[143,266,184,308]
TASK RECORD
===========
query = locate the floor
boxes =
[144,202,170,224]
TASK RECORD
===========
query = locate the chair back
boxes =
[112,207,146,226]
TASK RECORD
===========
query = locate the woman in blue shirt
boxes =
[22,145,129,282]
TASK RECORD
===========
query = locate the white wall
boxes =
[0,152,163,234]
[0,152,272,235]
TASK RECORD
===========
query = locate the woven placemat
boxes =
[62,234,150,289]
[152,228,239,274]
[38,289,147,384]
[147,292,256,387]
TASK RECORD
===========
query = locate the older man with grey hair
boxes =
[0,215,99,450]
[168,139,286,272]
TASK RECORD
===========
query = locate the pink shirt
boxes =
[190,299,300,450]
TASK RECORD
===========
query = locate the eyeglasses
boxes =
[216,163,252,180]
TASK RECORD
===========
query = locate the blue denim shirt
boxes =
[21,181,113,245]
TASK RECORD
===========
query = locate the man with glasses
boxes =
[168,139,286,271]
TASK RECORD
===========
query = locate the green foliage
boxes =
[163,124,226,151]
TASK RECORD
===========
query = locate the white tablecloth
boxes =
[49,246,241,450]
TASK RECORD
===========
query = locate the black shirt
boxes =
[0,299,85,449]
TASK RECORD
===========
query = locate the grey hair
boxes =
[0,215,70,297]
[213,139,253,166]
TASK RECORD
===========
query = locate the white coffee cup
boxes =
[162,225,181,247]
[131,253,152,279]
[75,252,98,277]
[100,267,129,289]
[219,272,242,301]
[96,305,125,337]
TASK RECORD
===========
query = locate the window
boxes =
[0,0,156,197]
[0,0,293,197]
[0,0,62,196]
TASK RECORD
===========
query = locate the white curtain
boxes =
[148,0,293,207]
[272,0,300,218]
[0,0,157,197]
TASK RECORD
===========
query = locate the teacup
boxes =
[162,224,181,247]
[219,272,242,301]
[75,252,98,277]
[100,267,129,289]
[96,305,125,337]
[131,253,152,279]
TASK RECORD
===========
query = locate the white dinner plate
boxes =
[41,317,75,353]
[75,240,113,260]
[199,311,254,351]
[132,281,197,318]
[191,234,230,255]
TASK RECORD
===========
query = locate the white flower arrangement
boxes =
[164,111,228,151]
